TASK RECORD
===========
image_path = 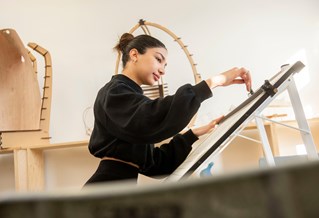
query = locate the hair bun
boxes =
[115,33,134,53]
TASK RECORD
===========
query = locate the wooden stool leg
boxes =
[14,149,28,192]
[27,148,44,191]
[13,148,45,192]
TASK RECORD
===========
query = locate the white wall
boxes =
[1,0,319,191]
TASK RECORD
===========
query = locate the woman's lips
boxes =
[153,73,160,81]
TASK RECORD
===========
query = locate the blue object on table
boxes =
[200,162,214,177]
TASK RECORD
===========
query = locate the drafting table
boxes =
[166,61,318,182]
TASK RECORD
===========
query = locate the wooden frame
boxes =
[0,29,41,132]
[1,42,52,148]
[0,29,53,191]
[115,19,201,84]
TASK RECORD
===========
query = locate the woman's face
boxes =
[134,47,168,86]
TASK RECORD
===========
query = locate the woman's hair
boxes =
[114,33,166,68]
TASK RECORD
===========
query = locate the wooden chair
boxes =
[0,29,52,148]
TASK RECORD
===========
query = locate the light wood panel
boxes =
[1,42,53,148]
[0,29,41,131]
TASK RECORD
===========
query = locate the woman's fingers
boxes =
[206,67,252,91]
[215,115,224,124]
[240,69,252,91]
[209,115,224,128]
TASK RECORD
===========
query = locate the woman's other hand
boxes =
[191,115,224,137]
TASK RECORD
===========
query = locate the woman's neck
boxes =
[122,69,142,86]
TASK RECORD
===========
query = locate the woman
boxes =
[85,33,251,185]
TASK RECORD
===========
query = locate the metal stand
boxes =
[254,77,318,166]
[166,62,317,181]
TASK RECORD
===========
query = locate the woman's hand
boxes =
[191,116,224,137]
[206,67,252,92]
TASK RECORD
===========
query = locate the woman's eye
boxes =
[156,57,162,63]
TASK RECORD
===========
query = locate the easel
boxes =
[252,74,318,166]
[166,62,318,182]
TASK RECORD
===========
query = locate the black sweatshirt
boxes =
[88,74,212,176]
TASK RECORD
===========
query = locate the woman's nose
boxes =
[159,68,165,75]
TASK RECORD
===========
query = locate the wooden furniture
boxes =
[0,29,41,131]
[0,30,52,147]
[0,141,88,191]
[0,29,53,191]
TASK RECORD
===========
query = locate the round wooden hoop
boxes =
[114,19,202,84]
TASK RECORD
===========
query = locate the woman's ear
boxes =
[129,48,139,63]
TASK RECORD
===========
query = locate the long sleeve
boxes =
[89,74,212,161]
[140,129,198,177]
[102,80,212,144]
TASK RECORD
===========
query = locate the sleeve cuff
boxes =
[182,129,199,145]
[193,80,213,102]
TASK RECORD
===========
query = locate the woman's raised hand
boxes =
[206,67,252,92]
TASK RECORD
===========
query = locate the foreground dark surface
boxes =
[1,160,319,218]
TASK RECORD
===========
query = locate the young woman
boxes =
[85,33,251,185]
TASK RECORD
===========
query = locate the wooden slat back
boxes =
[0,29,41,131]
